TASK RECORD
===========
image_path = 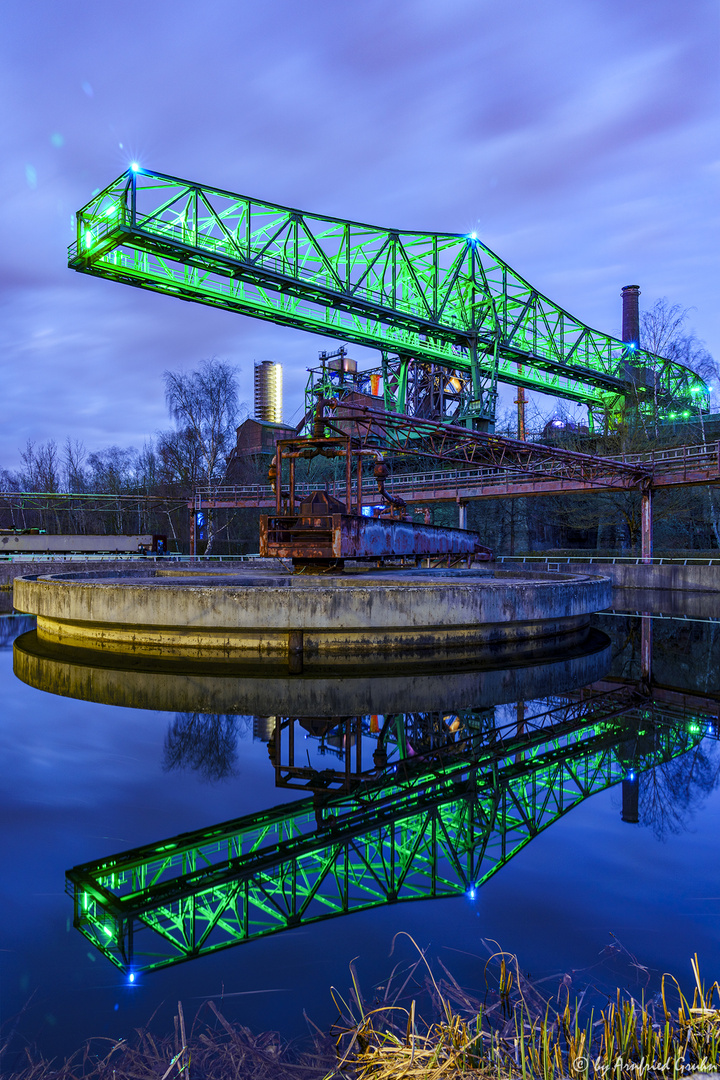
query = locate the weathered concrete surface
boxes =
[13,566,610,662]
[13,626,611,714]
[509,560,720,593]
[0,558,278,590]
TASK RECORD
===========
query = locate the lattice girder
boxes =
[68,169,709,417]
[67,706,700,972]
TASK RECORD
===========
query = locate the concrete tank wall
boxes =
[501,559,720,592]
[13,567,611,664]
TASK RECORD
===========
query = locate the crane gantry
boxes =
[66,695,703,974]
[69,167,708,429]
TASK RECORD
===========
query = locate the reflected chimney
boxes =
[621,774,639,823]
[621,285,641,346]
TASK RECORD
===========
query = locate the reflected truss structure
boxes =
[68,168,708,426]
[66,694,707,973]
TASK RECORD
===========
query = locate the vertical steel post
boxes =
[344,717,352,788]
[641,613,652,693]
[357,455,363,515]
[189,507,196,557]
[515,363,526,440]
[458,501,468,530]
[641,484,653,563]
[130,167,137,226]
[288,457,295,515]
[355,716,362,776]
[275,446,282,515]
[345,439,352,513]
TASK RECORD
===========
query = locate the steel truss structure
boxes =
[323,401,649,487]
[68,168,708,426]
[67,695,705,973]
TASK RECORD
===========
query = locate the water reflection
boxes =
[637,744,720,840]
[10,618,720,981]
[13,627,612,715]
[163,714,250,783]
[65,691,719,976]
[0,613,36,648]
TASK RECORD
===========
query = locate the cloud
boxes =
[0,0,717,466]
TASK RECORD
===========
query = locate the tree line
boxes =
[0,300,717,557]
[0,359,248,554]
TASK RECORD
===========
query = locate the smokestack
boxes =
[621,285,640,346]
[254,360,283,423]
[621,774,639,824]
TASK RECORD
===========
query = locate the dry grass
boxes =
[5,945,720,1080]
[328,938,720,1080]
[3,999,334,1080]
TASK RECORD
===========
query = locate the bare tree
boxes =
[641,298,717,385]
[639,742,720,841]
[62,438,87,492]
[162,358,243,554]
[19,439,60,492]
[163,713,249,782]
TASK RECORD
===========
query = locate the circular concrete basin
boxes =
[13,565,611,668]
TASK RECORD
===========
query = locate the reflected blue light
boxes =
[128,972,135,983]
[628,771,635,781]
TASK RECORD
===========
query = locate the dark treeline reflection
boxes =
[0,615,36,648]
[639,742,720,840]
[160,707,720,842]
[163,713,251,782]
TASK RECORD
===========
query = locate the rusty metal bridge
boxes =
[200,436,720,509]
[194,402,720,559]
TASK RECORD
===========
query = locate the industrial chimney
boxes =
[621,773,639,824]
[254,360,283,423]
[621,285,640,346]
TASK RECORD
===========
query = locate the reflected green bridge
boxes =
[66,692,710,973]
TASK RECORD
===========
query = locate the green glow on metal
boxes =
[66,702,703,974]
[67,168,709,422]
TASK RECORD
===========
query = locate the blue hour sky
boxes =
[1,0,718,468]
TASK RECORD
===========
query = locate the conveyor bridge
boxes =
[66,692,706,973]
[68,167,708,424]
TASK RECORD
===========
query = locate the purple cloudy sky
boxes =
[1,0,718,468]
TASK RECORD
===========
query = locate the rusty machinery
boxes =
[259,396,493,570]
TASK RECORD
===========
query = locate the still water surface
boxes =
[1,596,720,1062]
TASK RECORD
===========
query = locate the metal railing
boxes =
[497,555,720,566]
[194,439,720,506]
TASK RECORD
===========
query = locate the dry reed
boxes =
[5,943,720,1080]
[328,938,720,1080]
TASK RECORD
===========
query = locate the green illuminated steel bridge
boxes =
[66,693,707,973]
[68,168,708,427]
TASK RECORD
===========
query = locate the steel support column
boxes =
[189,508,196,557]
[641,614,652,694]
[641,483,653,563]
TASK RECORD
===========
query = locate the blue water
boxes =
[1,604,719,1064]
